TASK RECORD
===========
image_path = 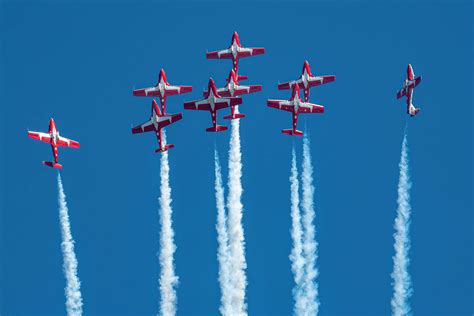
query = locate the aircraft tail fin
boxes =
[223,113,245,120]
[282,129,303,136]
[155,144,174,153]
[206,125,228,132]
[43,161,63,169]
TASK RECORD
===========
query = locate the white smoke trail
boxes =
[301,135,320,315]
[391,131,413,316]
[214,149,232,316]
[289,147,306,315]
[56,172,83,316]
[158,132,178,316]
[226,108,247,315]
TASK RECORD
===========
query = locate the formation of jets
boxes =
[27,32,424,168]
[267,60,335,136]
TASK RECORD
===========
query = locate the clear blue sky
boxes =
[1,0,472,315]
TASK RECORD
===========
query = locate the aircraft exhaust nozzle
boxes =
[224,113,245,120]
[206,125,228,132]
[43,161,63,169]
[155,144,174,153]
[282,129,304,136]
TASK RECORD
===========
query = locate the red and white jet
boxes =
[132,100,182,153]
[28,118,80,169]
[184,78,242,132]
[396,64,422,117]
[133,68,192,114]
[267,84,324,136]
[206,31,265,72]
[203,69,262,119]
[278,60,336,102]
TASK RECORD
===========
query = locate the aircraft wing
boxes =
[28,131,51,143]
[206,49,233,59]
[157,113,183,129]
[57,136,80,148]
[132,119,156,134]
[298,103,324,114]
[308,75,336,87]
[133,87,161,97]
[165,85,193,97]
[235,84,262,95]
[184,97,240,111]
[396,88,406,99]
[267,100,294,112]
[414,76,422,88]
[237,47,265,58]
[278,80,301,91]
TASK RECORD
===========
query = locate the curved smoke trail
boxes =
[391,131,413,316]
[226,109,247,315]
[214,149,232,315]
[289,147,306,315]
[57,172,83,316]
[301,135,320,315]
[158,132,178,316]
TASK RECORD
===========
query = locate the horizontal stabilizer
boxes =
[223,113,245,120]
[238,75,248,81]
[206,125,228,132]
[282,129,303,136]
[43,161,63,169]
[155,144,174,153]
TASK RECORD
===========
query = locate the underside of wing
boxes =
[396,88,406,99]
[132,119,155,134]
[28,131,51,144]
[133,87,161,97]
[157,113,183,129]
[184,100,212,111]
[308,75,336,87]
[57,136,80,148]
[267,100,294,112]
[206,49,232,59]
[298,103,324,114]
[238,47,265,58]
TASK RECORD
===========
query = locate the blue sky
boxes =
[1,0,472,315]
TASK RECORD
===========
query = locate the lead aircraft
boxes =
[132,99,182,153]
[133,68,192,114]
[396,64,422,116]
[206,31,265,72]
[28,118,80,169]
[278,60,336,102]
[267,84,324,136]
[184,78,242,132]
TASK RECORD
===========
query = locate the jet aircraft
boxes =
[132,99,182,153]
[278,60,335,102]
[28,118,80,169]
[133,68,192,114]
[396,64,422,116]
[206,31,265,72]
[267,84,324,136]
[184,78,242,131]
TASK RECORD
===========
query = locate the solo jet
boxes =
[184,78,242,132]
[206,31,265,72]
[203,69,262,119]
[132,99,182,153]
[267,84,324,136]
[28,118,80,169]
[278,60,336,102]
[396,64,422,116]
[133,68,192,114]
